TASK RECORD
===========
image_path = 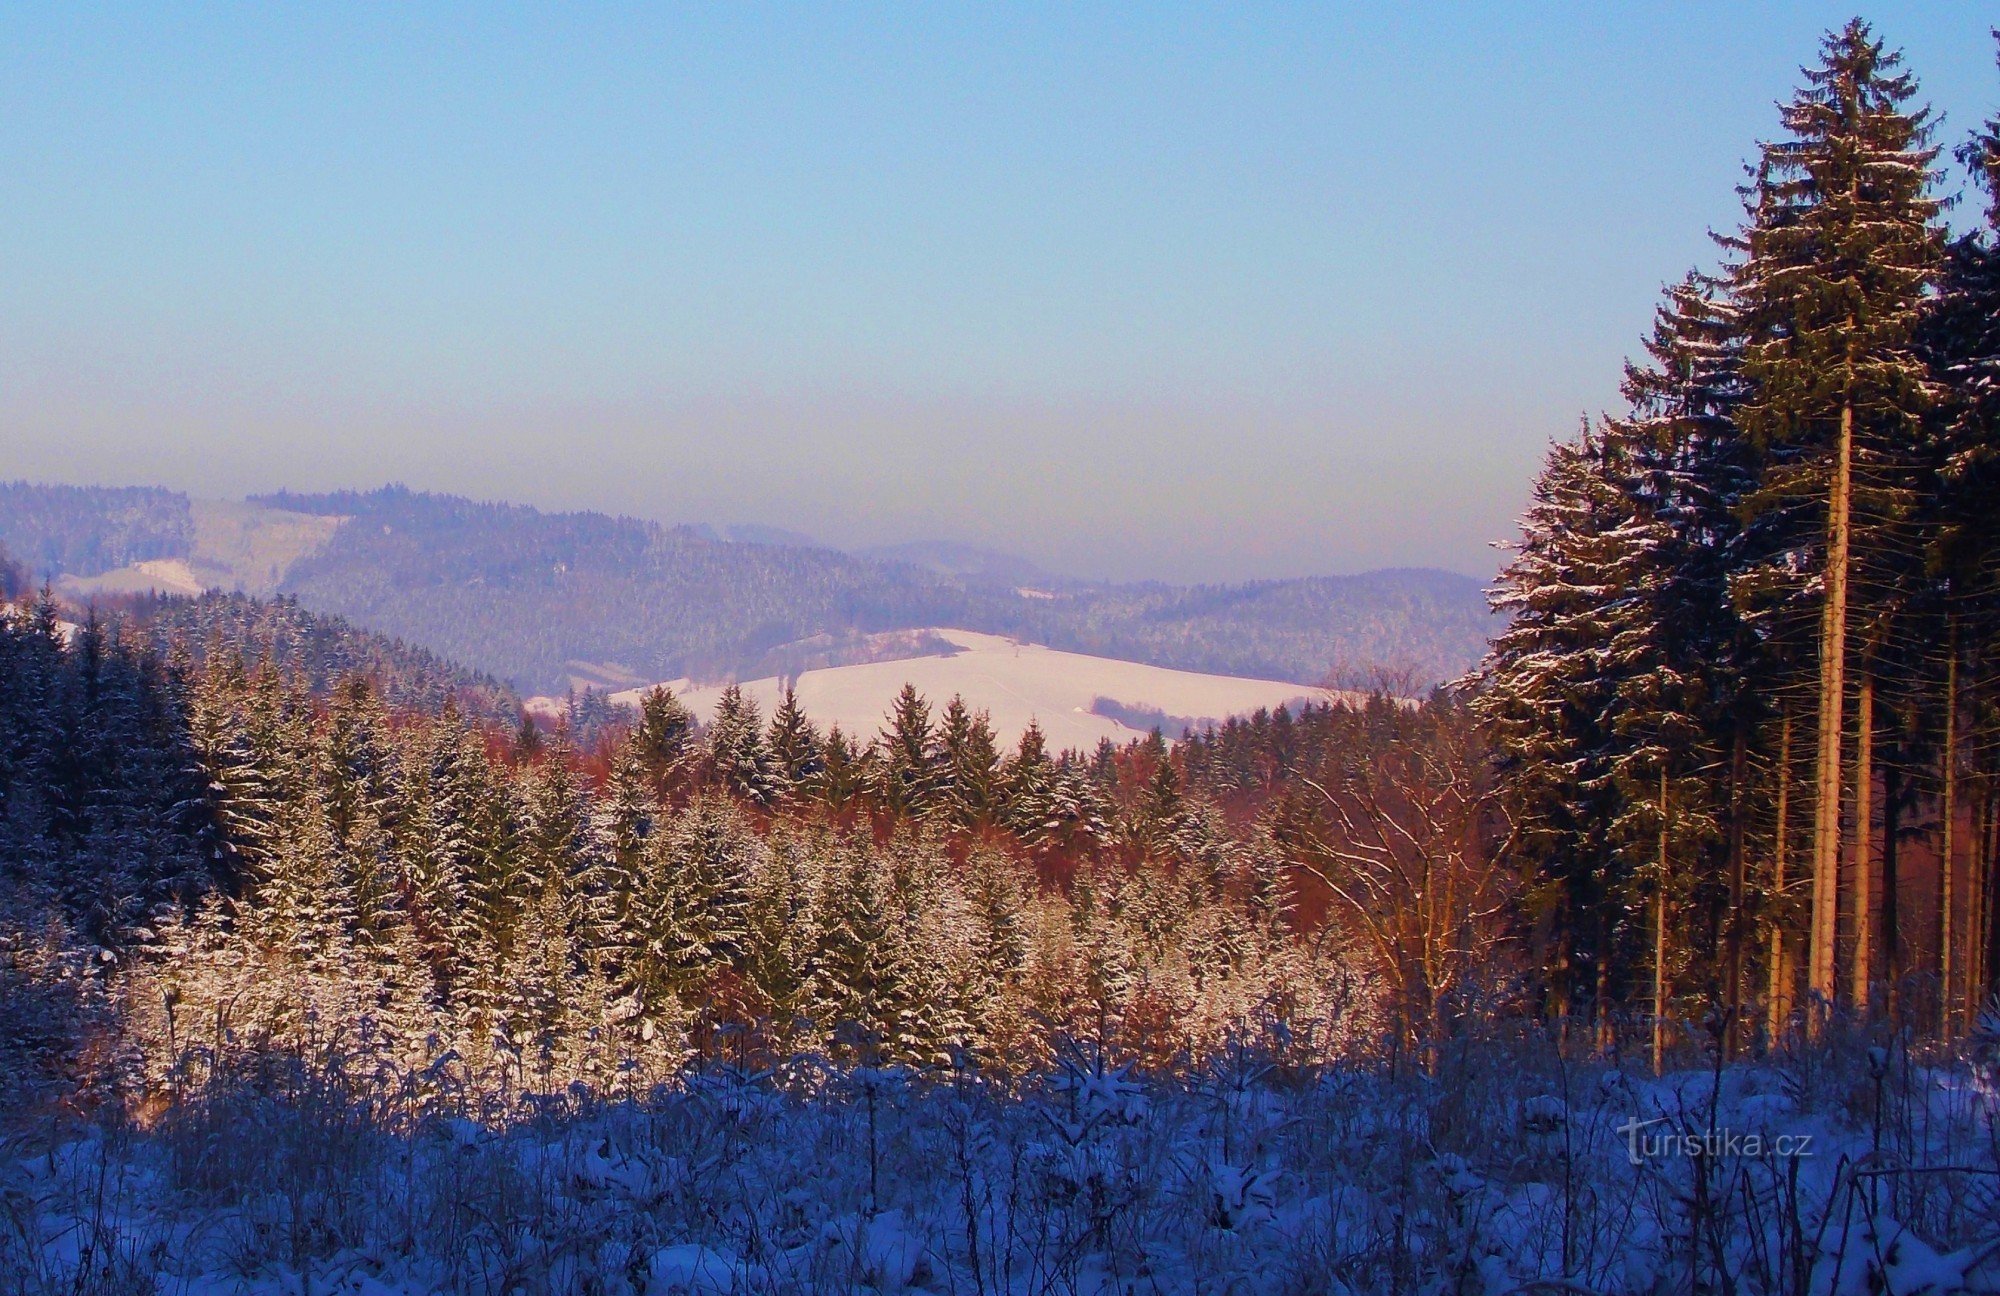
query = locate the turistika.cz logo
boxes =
[1618,1117,1814,1166]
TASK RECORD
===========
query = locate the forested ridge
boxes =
[0,483,190,576]
[259,487,1491,692]
[119,590,523,727]
[0,480,1494,693]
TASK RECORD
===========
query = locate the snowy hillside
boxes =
[589,628,1353,748]
[51,498,346,599]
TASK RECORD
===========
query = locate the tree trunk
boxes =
[1596,900,1613,1055]
[1982,781,1999,1016]
[1653,765,1670,1075]
[1940,624,1958,1034]
[1811,397,1855,1018]
[1852,669,1875,1013]
[1768,710,1794,1045]
[1726,728,1748,1056]
[1882,754,1901,1015]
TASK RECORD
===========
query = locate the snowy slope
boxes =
[598,628,1352,749]
[54,557,208,599]
[53,499,347,600]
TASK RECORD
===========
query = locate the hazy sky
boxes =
[1,4,1994,582]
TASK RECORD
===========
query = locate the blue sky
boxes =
[1,3,1994,580]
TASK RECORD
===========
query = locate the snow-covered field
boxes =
[53,500,346,601]
[604,630,1344,749]
[7,1031,2000,1295]
[55,558,208,600]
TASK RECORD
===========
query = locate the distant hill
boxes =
[3,488,344,598]
[689,522,829,549]
[590,627,1360,754]
[104,590,522,727]
[2,482,1494,694]
[854,540,1070,591]
[0,482,192,577]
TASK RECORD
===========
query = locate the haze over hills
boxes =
[0,482,1494,696]
[852,540,1072,591]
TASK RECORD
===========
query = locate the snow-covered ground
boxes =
[597,630,1346,749]
[52,500,347,602]
[7,1034,1999,1295]
[55,558,209,600]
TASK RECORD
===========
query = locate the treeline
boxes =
[1480,22,2000,1059]
[3,596,1458,1107]
[118,590,522,728]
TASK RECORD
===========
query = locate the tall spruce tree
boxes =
[1478,430,1642,1031]
[874,684,937,819]
[767,687,825,795]
[1920,49,2000,1024]
[1600,272,1757,1053]
[706,686,790,807]
[936,695,1001,831]
[1731,19,1944,1011]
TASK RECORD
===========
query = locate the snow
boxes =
[600,629,1351,750]
[49,500,347,602]
[55,557,208,599]
[8,1043,1999,1294]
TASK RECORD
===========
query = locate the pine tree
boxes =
[321,674,399,942]
[739,825,827,1044]
[457,747,528,1050]
[820,846,903,1055]
[1477,429,1642,1032]
[874,684,937,819]
[394,717,478,992]
[1131,752,1189,861]
[817,725,867,812]
[767,687,824,794]
[706,685,790,807]
[634,685,696,782]
[521,738,596,949]
[1048,754,1113,856]
[962,846,1031,1053]
[1001,720,1060,847]
[599,740,656,923]
[622,795,759,1021]
[935,695,1001,831]
[1598,272,1757,1055]
[1732,20,1944,1012]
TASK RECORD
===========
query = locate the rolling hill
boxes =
[586,627,1358,752]
[0,482,1495,695]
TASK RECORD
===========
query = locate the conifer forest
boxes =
[11,18,2000,1296]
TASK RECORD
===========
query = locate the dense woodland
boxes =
[0,580,1461,1110]
[0,483,190,577]
[121,590,523,728]
[1481,22,2000,1065]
